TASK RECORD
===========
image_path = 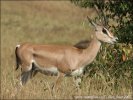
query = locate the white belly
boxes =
[43,67,58,74]
[71,67,84,76]
[33,60,84,76]
[33,60,59,75]
[37,66,59,75]
[39,66,84,77]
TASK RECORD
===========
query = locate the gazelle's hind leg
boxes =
[20,60,37,85]
[20,70,32,85]
[11,66,33,98]
[31,62,39,77]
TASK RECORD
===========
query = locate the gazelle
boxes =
[15,17,117,92]
[15,2,118,90]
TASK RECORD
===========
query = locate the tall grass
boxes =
[1,1,132,99]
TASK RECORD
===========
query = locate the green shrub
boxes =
[85,43,133,82]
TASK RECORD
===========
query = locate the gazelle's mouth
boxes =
[103,28,118,44]
[111,37,118,44]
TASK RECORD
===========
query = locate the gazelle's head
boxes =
[87,17,118,44]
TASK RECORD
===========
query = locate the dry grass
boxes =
[1,1,132,99]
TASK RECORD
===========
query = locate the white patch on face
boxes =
[104,28,113,38]
[71,67,84,76]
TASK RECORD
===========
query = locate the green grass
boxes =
[1,1,132,99]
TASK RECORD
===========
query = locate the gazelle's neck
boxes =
[81,37,101,66]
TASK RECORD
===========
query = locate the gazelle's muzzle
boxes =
[104,28,118,44]
[113,37,118,42]
[111,37,118,44]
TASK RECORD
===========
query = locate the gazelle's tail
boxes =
[15,45,21,70]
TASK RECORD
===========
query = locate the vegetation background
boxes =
[1,1,133,99]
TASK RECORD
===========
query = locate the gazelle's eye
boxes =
[102,28,107,34]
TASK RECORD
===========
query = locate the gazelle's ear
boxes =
[87,16,97,29]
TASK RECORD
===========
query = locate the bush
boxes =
[85,43,133,82]
[71,0,133,44]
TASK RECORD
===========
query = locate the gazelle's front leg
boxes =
[52,72,65,92]
[74,76,82,89]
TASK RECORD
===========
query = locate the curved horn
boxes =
[94,4,108,27]
[87,16,97,28]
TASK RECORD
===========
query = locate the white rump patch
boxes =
[16,44,20,48]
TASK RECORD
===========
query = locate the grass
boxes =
[1,1,132,99]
